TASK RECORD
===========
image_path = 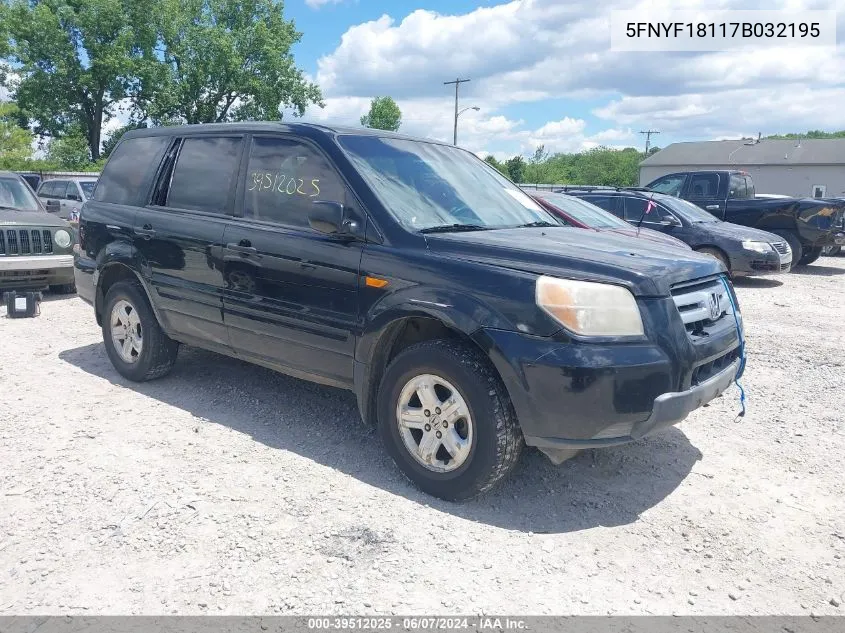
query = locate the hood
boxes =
[0,209,70,228]
[695,220,782,243]
[605,226,691,250]
[425,227,724,297]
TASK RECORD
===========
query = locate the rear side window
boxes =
[688,174,719,198]
[729,174,747,199]
[165,136,243,214]
[581,195,622,217]
[94,136,169,205]
[243,136,347,227]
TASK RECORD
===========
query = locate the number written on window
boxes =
[248,172,321,197]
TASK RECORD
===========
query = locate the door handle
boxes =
[226,242,257,255]
[705,205,721,210]
[135,223,156,239]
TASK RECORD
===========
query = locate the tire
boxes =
[822,245,841,257]
[798,247,823,266]
[696,247,730,273]
[102,280,179,382]
[377,339,524,501]
[49,283,76,295]
[771,231,802,270]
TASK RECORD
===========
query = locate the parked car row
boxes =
[8,124,836,502]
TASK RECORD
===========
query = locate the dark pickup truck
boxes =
[644,170,845,267]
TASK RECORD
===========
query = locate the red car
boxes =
[529,190,692,250]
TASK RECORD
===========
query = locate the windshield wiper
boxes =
[419,223,490,234]
[0,205,23,211]
[515,220,559,228]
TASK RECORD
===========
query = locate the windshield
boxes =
[0,177,41,211]
[657,195,720,223]
[337,135,559,231]
[534,192,629,229]
[79,181,96,198]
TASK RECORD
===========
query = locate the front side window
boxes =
[95,136,170,205]
[79,181,96,198]
[166,136,243,214]
[337,135,555,231]
[243,137,347,227]
[649,174,686,196]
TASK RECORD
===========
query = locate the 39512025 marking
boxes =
[625,22,821,38]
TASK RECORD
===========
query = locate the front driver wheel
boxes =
[377,340,523,501]
[102,281,179,382]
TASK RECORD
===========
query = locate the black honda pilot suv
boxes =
[74,123,745,501]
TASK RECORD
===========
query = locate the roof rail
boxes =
[554,185,652,193]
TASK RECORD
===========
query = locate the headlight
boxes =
[54,229,72,248]
[741,240,772,253]
[536,276,644,337]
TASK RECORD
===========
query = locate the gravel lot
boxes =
[1,257,843,616]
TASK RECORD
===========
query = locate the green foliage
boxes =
[2,0,159,161]
[483,155,507,176]
[47,124,91,170]
[101,121,147,159]
[0,102,34,167]
[504,155,526,183]
[360,96,402,132]
[765,130,845,140]
[512,145,644,186]
[146,0,323,124]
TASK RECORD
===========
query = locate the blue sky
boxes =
[276,0,845,160]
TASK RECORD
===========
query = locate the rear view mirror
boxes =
[308,200,360,238]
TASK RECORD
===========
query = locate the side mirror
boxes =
[662,215,682,228]
[308,200,360,238]
[67,193,81,202]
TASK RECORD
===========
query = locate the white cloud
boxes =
[310,0,844,156]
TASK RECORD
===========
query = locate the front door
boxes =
[222,135,363,388]
[134,134,244,350]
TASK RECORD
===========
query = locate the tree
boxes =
[504,156,526,183]
[2,0,159,161]
[360,96,401,132]
[47,124,91,169]
[145,0,323,124]
[0,102,33,167]
[101,121,147,159]
[483,155,507,176]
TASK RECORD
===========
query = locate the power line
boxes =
[444,78,471,145]
[640,129,660,154]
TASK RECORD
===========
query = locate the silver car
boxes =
[37,176,98,221]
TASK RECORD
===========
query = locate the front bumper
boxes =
[0,254,75,288]
[526,358,739,449]
[475,292,742,449]
[731,248,790,275]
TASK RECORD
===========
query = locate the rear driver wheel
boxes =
[102,281,179,382]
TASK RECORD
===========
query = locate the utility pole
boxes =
[444,78,471,145]
[640,129,660,155]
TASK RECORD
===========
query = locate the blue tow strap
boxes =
[720,276,746,419]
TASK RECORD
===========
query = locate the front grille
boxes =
[0,229,55,256]
[772,241,789,255]
[671,276,735,337]
[691,347,741,386]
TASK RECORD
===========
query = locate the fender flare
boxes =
[93,242,162,327]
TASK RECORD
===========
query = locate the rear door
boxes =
[136,134,245,351]
[221,134,364,388]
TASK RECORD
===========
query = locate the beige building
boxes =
[639,138,845,198]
